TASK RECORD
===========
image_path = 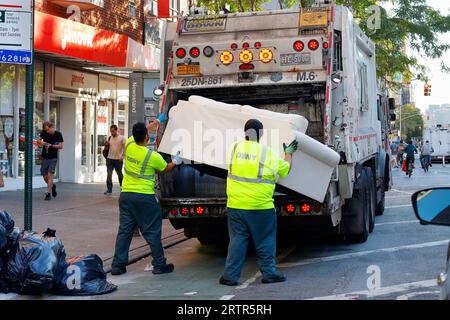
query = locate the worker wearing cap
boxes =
[220,119,298,286]
[111,115,182,276]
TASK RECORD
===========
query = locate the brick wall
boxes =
[36,0,144,43]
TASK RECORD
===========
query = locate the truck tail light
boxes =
[242,42,250,49]
[285,204,296,214]
[259,48,273,63]
[323,41,329,49]
[293,41,304,52]
[180,207,189,216]
[239,63,254,70]
[169,208,178,216]
[254,42,262,48]
[231,43,238,50]
[176,48,186,58]
[239,50,253,64]
[220,51,234,65]
[300,203,312,213]
[189,47,200,58]
[195,206,205,215]
[203,46,214,57]
[308,39,319,51]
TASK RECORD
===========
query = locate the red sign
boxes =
[34,11,128,67]
[157,0,170,18]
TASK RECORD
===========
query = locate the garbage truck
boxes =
[155,0,393,243]
[423,126,450,163]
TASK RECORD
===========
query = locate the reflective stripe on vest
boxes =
[124,141,155,181]
[227,142,275,185]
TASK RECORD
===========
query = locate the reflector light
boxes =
[195,206,205,215]
[231,43,238,49]
[239,50,253,64]
[243,42,250,49]
[293,41,304,52]
[190,47,200,58]
[203,46,214,57]
[259,48,273,63]
[254,42,262,48]
[308,39,319,51]
[323,42,329,49]
[300,203,312,213]
[220,51,234,65]
[239,64,255,70]
[170,209,178,216]
[176,48,186,58]
[314,204,321,213]
[285,204,296,214]
[180,207,189,216]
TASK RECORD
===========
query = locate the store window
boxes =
[0,64,16,178]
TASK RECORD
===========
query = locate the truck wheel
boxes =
[342,169,370,243]
[375,187,385,216]
[364,167,376,233]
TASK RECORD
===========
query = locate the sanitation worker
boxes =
[219,119,297,286]
[111,115,182,276]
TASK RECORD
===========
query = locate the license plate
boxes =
[177,64,200,75]
[280,53,311,66]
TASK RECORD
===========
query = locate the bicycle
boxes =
[422,155,431,173]
[405,156,414,178]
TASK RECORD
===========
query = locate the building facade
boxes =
[0,0,186,190]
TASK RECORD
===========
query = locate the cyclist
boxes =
[404,140,418,176]
[420,140,434,170]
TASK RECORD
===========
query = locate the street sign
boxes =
[0,0,33,65]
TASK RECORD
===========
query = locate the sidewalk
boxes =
[0,182,177,261]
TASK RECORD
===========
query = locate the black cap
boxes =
[244,119,263,141]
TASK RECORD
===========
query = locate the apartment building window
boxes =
[129,0,137,18]
[150,0,179,20]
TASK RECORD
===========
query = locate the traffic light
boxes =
[424,83,431,96]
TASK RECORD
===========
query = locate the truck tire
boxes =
[364,167,376,233]
[342,169,370,243]
[375,187,385,216]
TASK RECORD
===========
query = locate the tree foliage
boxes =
[193,0,450,85]
[397,104,424,141]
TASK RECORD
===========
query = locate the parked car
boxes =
[412,188,450,300]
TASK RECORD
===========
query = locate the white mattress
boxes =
[158,96,340,202]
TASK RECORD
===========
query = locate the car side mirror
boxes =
[412,188,450,226]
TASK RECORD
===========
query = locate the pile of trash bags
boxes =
[0,210,117,296]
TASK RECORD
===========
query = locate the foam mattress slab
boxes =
[158,98,340,202]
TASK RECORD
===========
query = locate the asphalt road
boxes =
[2,161,450,300]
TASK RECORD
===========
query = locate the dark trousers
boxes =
[223,208,280,282]
[106,159,123,193]
[112,192,166,269]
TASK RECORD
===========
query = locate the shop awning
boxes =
[34,11,160,72]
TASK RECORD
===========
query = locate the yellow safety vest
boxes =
[121,137,167,195]
[226,140,290,210]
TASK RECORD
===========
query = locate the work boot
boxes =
[152,263,174,274]
[104,190,112,195]
[44,193,51,201]
[262,274,286,284]
[52,185,57,198]
[111,267,127,276]
[219,276,238,286]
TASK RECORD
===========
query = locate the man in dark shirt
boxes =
[37,121,64,200]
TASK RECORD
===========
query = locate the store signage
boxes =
[99,74,117,99]
[54,66,99,95]
[0,0,33,65]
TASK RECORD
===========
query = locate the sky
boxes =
[411,0,450,112]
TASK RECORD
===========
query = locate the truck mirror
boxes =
[388,98,395,110]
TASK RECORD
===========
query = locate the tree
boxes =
[398,104,424,141]
[193,0,450,86]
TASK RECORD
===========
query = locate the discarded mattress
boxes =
[158,96,340,202]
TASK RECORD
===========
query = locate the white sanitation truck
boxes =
[155,0,393,244]
[423,126,450,164]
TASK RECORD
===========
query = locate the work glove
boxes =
[171,151,183,165]
[283,140,298,155]
[157,113,168,124]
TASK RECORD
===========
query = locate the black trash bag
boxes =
[35,228,68,284]
[0,224,7,251]
[4,232,58,295]
[0,211,14,235]
[55,254,117,296]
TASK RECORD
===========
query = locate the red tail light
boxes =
[285,204,296,214]
[169,208,178,216]
[180,207,189,216]
[195,206,205,215]
[314,204,321,213]
[176,48,186,58]
[293,41,304,52]
[300,203,312,213]
[323,42,329,49]
[239,63,255,70]
[243,42,250,49]
[190,47,200,58]
[231,43,238,50]
[308,39,319,51]
[254,42,262,48]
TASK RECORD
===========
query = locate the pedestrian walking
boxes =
[37,121,64,201]
[219,119,297,286]
[390,140,399,168]
[111,115,182,276]
[397,140,405,167]
[104,124,126,195]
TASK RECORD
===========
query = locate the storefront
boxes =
[0,11,159,190]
